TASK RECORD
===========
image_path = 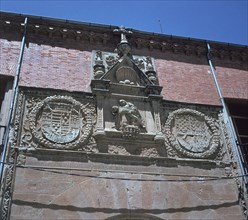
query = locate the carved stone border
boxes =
[29,95,93,149]
[0,148,18,220]
[164,108,220,159]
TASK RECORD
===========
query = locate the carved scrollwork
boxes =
[164,109,220,159]
[29,95,93,149]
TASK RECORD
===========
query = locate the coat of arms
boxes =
[172,114,211,153]
[41,103,81,143]
[165,109,219,159]
[29,95,93,149]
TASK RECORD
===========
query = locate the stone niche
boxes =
[90,27,164,151]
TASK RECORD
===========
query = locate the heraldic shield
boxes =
[165,109,219,159]
[29,95,93,149]
[41,102,81,144]
[172,114,211,153]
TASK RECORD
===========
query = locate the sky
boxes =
[0,0,247,45]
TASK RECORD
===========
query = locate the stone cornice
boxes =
[0,11,248,63]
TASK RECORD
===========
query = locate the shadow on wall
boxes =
[105,213,164,220]
[12,199,238,215]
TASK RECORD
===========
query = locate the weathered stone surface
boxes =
[11,160,241,219]
[9,153,242,220]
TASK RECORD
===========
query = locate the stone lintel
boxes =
[21,147,230,170]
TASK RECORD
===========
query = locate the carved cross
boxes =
[113,26,133,43]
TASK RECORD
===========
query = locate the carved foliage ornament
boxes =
[164,109,219,159]
[92,50,157,84]
[29,96,93,149]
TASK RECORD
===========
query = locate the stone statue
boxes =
[112,99,145,133]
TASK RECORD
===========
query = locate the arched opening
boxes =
[105,213,164,220]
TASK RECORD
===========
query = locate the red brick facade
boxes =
[1,39,247,106]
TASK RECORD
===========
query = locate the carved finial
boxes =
[113,26,133,57]
[113,26,133,44]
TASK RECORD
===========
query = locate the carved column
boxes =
[149,96,164,143]
[94,94,105,137]
[91,79,110,138]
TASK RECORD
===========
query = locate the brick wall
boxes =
[1,38,247,106]
[216,66,248,100]
[19,42,92,93]
[0,39,20,77]
[155,58,221,105]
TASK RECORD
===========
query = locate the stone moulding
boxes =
[28,95,93,149]
[1,12,248,63]
[164,108,220,159]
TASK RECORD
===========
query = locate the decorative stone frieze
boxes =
[11,91,25,149]
[164,108,220,159]
[218,113,248,217]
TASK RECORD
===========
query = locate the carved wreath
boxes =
[164,109,220,159]
[29,95,93,149]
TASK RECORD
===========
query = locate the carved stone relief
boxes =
[219,113,248,217]
[0,148,18,220]
[93,50,105,78]
[20,93,95,150]
[92,50,158,85]
[10,91,25,149]
[90,27,228,161]
[112,99,146,138]
[91,28,163,145]
[98,141,165,158]
[164,109,220,159]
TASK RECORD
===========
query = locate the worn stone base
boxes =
[9,151,243,220]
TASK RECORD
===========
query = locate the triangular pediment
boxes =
[100,55,153,86]
[92,50,159,87]
[91,27,162,96]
